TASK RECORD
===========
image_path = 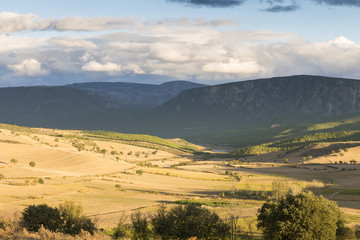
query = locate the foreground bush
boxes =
[257,191,347,240]
[20,202,95,236]
[21,204,63,232]
[151,204,230,240]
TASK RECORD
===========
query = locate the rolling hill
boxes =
[67,80,207,109]
[1,75,360,147]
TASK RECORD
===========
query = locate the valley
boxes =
[1,123,360,236]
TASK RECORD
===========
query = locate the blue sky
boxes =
[0,0,360,86]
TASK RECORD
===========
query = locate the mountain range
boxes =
[2,75,360,146]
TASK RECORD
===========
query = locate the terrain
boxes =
[1,75,360,147]
[68,81,206,109]
[0,123,360,236]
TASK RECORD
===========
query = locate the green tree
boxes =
[131,211,151,240]
[152,204,230,240]
[21,204,62,232]
[10,158,18,164]
[58,201,96,235]
[257,191,346,240]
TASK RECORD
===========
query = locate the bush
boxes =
[29,161,36,167]
[131,212,151,240]
[355,225,360,239]
[152,204,230,240]
[10,158,18,164]
[21,204,62,232]
[0,174,4,180]
[20,203,96,236]
[113,216,129,239]
[58,201,96,235]
[136,170,143,175]
[257,191,346,240]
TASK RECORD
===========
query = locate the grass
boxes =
[232,130,360,157]
[84,130,199,153]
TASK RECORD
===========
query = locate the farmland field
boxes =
[0,124,360,235]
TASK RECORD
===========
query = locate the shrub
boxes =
[152,204,230,240]
[131,212,151,240]
[0,174,4,180]
[21,204,62,232]
[113,216,129,239]
[29,161,36,167]
[38,178,44,184]
[10,158,18,164]
[58,201,96,235]
[136,170,143,175]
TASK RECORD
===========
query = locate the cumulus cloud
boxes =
[81,61,122,73]
[150,43,190,62]
[167,0,247,7]
[50,38,97,49]
[0,11,237,34]
[1,11,360,85]
[202,59,263,74]
[7,58,49,76]
[311,0,360,7]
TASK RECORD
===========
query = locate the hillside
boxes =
[2,75,360,147]
[68,80,207,109]
[150,75,360,143]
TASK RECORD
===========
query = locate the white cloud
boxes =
[81,61,122,72]
[202,59,263,74]
[150,43,190,63]
[50,38,97,49]
[7,58,49,76]
[1,12,360,85]
[0,12,38,33]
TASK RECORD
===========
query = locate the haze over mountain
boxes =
[1,75,360,146]
[67,81,206,109]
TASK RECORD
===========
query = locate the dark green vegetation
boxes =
[257,192,350,240]
[111,204,230,240]
[84,130,198,153]
[21,202,96,235]
[3,75,360,147]
[232,130,360,157]
[68,81,206,110]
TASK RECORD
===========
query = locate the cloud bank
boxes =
[0,11,360,86]
[167,0,247,7]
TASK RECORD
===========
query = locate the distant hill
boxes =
[2,75,360,147]
[0,86,117,128]
[148,75,360,144]
[156,75,360,120]
[67,81,207,109]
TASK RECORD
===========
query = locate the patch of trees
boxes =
[112,204,231,239]
[257,191,353,240]
[20,202,95,236]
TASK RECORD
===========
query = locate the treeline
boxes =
[84,130,198,153]
[232,131,360,157]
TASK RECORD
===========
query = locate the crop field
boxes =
[0,124,360,236]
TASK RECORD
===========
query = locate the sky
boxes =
[1,0,360,86]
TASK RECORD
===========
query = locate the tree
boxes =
[257,191,346,240]
[131,211,151,240]
[21,204,62,232]
[58,201,96,235]
[10,158,18,164]
[152,204,230,240]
